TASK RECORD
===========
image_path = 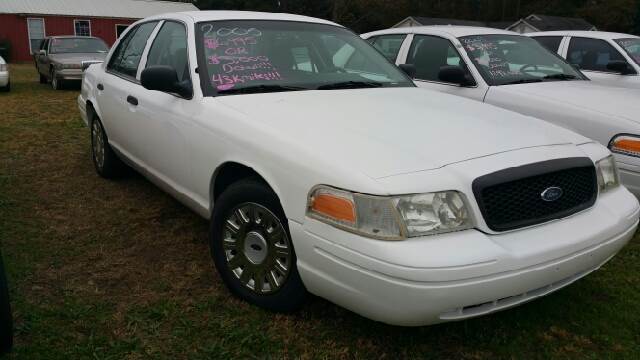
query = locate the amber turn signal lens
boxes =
[311,193,356,224]
[612,137,640,155]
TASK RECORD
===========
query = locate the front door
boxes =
[135,20,194,190]
[96,21,160,163]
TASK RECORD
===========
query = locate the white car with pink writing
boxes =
[78,11,638,326]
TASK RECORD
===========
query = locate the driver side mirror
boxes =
[606,60,636,75]
[141,65,192,98]
[398,64,417,78]
[438,66,474,87]
[38,49,46,56]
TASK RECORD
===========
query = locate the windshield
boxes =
[615,38,640,66]
[50,38,109,54]
[195,20,413,95]
[459,34,585,86]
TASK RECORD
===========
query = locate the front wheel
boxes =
[210,179,307,312]
[50,69,63,90]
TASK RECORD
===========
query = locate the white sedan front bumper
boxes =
[0,72,8,87]
[614,152,640,198]
[292,186,638,326]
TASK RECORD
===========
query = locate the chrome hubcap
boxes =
[92,121,105,169]
[223,203,292,294]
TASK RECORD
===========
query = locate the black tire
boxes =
[210,179,307,312]
[50,69,63,90]
[90,116,127,179]
[0,252,13,355]
[0,82,8,92]
[39,73,47,84]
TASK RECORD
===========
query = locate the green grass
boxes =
[0,64,639,359]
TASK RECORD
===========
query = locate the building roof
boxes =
[511,14,596,32]
[0,0,198,19]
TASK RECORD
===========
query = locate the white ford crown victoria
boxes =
[78,12,639,326]
[362,26,640,197]
[528,31,640,90]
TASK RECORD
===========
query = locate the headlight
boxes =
[596,155,620,192]
[307,186,473,240]
[609,134,640,157]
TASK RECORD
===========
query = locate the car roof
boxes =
[47,35,104,40]
[363,25,518,39]
[528,30,640,40]
[144,10,342,28]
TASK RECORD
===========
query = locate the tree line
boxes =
[185,0,640,34]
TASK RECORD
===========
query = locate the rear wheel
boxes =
[0,82,8,92]
[39,73,47,84]
[91,116,126,178]
[0,252,13,355]
[210,179,307,312]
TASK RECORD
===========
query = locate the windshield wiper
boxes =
[542,73,578,81]
[317,81,384,90]
[502,78,544,85]
[217,84,308,95]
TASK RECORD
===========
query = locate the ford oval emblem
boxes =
[541,187,563,202]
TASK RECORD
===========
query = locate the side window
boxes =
[407,35,464,82]
[108,21,158,79]
[370,34,406,62]
[146,21,190,82]
[568,37,625,72]
[532,36,563,53]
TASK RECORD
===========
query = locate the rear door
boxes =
[97,20,160,161]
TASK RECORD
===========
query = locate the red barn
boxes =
[0,0,198,62]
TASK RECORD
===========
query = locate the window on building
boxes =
[116,24,129,39]
[27,18,45,54]
[74,20,91,37]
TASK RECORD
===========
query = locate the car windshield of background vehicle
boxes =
[50,38,109,54]
[195,20,414,95]
[459,34,585,86]
[615,38,640,66]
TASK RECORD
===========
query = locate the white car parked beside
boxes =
[79,12,639,326]
[362,26,640,196]
[0,56,9,92]
[528,31,640,90]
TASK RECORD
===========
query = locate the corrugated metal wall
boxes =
[0,14,136,62]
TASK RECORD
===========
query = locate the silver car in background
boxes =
[34,36,109,90]
[0,56,9,92]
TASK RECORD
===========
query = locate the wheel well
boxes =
[212,162,270,202]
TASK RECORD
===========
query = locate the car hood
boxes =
[214,87,587,179]
[49,52,107,64]
[493,80,640,123]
